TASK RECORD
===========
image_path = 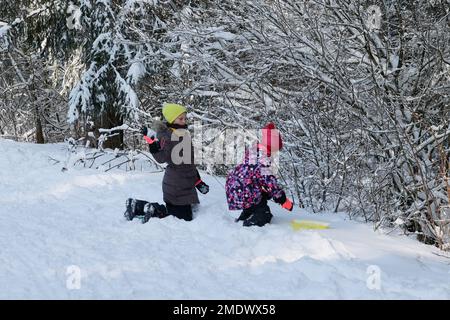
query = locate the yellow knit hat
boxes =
[162,103,187,124]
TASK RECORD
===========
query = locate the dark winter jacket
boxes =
[151,121,200,206]
[225,144,285,210]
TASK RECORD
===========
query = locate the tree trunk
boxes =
[97,108,123,150]
[35,106,45,144]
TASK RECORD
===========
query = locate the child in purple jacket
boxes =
[225,122,293,227]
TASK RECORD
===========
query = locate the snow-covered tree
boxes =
[161,0,449,248]
[0,0,71,143]
[1,0,448,248]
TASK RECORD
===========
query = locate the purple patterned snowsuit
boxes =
[225,144,285,210]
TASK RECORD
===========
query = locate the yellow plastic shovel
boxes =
[290,219,330,231]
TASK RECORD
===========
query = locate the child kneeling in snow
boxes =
[124,103,209,223]
[225,122,293,227]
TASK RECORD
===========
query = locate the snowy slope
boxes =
[0,139,449,299]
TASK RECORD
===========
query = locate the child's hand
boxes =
[143,135,161,153]
[274,192,293,211]
[281,198,293,211]
[195,180,209,194]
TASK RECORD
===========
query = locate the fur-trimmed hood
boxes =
[150,120,169,133]
[150,119,190,138]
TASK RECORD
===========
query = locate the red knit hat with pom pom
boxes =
[261,122,283,156]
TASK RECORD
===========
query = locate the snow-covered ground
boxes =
[0,139,449,299]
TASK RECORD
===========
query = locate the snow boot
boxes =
[124,198,136,221]
[124,198,152,221]
[141,202,168,224]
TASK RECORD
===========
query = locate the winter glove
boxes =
[274,192,293,211]
[281,198,293,211]
[195,179,209,194]
[274,191,287,204]
[143,134,161,154]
